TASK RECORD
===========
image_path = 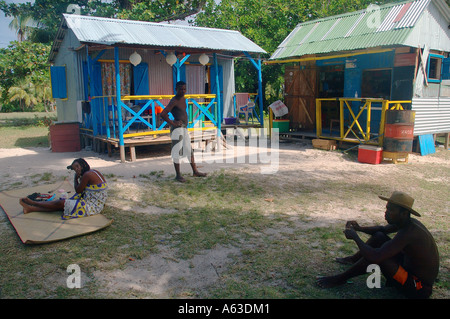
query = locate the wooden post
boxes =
[130,146,136,162]
[316,99,322,137]
[120,145,125,163]
[445,132,449,150]
[268,107,273,137]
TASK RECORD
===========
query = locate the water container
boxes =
[383,110,415,153]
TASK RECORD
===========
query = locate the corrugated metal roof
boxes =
[270,0,434,60]
[62,13,266,54]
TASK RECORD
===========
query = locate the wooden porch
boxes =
[80,127,218,162]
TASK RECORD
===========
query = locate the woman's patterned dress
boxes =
[62,170,108,220]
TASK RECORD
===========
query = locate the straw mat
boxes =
[0,180,113,244]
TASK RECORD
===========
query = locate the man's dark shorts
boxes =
[392,265,433,299]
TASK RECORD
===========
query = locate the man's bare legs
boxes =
[317,232,392,288]
[174,163,186,182]
[19,197,65,214]
[174,154,207,182]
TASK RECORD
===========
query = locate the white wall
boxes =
[405,2,450,52]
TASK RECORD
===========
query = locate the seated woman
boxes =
[20,158,108,220]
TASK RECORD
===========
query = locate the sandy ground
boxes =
[0,137,448,298]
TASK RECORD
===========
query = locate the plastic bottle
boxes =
[58,189,68,200]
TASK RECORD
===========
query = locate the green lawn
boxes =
[0,112,56,148]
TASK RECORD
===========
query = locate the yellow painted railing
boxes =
[316,98,410,146]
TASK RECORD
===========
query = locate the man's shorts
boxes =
[170,125,193,163]
[392,265,433,299]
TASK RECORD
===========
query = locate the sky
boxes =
[0,0,32,48]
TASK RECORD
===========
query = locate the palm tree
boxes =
[9,14,35,42]
[8,79,38,111]
[35,81,55,112]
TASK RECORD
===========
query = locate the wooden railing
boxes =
[316,98,411,146]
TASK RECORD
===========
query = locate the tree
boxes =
[8,78,38,111]
[117,0,207,22]
[195,0,312,106]
[8,13,35,42]
[0,41,51,112]
[0,0,208,45]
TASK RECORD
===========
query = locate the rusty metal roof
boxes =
[270,0,448,60]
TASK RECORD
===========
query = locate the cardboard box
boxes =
[312,139,337,151]
[358,145,382,164]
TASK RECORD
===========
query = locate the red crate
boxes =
[358,145,382,164]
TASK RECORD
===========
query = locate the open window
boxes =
[361,69,392,100]
[427,54,444,83]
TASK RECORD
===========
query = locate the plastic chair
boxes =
[238,101,255,123]
[234,93,249,116]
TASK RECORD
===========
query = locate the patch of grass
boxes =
[0,206,158,298]
[0,112,56,148]
[204,224,400,299]
[0,112,56,124]
[140,169,267,212]
[0,126,51,148]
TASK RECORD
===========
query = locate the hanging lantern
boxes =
[166,52,177,66]
[129,51,142,66]
[199,53,209,65]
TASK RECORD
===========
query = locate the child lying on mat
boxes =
[19,158,108,220]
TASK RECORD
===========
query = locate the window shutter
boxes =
[50,66,67,99]
[133,62,149,103]
[442,58,450,80]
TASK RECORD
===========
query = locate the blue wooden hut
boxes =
[48,14,266,161]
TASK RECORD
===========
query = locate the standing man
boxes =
[160,81,207,182]
[317,191,440,299]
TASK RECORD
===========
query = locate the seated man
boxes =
[317,191,439,299]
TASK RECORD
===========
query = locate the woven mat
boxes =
[0,180,113,244]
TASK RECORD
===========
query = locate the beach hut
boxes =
[48,14,266,161]
[267,0,450,154]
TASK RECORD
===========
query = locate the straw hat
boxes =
[378,191,421,217]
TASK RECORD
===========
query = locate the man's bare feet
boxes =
[316,275,348,288]
[193,171,207,177]
[176,175,186,183]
